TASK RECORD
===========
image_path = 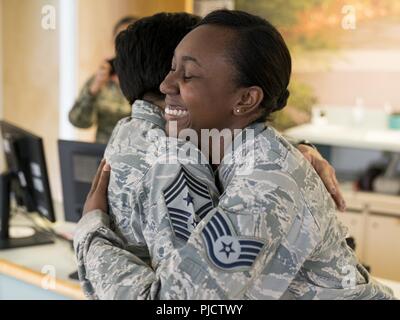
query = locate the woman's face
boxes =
[160,25,243,136]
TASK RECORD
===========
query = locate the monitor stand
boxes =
[0,172,54,250]
[0,229,54,250]
[69,270,79,281]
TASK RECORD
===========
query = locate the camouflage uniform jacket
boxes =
[68,76,131,144]
[74,99,220,299]
[74,115,394,300]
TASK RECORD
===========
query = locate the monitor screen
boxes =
[0,120,55,222]
[58,140,106,223]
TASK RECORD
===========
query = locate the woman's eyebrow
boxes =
[182,55,202,67]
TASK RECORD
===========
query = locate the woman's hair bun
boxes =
[274,89,290,112]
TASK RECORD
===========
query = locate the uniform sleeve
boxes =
[73,155,222,300]
[69,77,97,128]
[74,210,162,300]
[104,117,149,255]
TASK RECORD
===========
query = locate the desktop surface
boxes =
[0,202,84,300]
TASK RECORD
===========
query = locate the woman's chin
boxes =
[165,114,191,137]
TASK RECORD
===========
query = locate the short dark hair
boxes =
[198,10,292,120]
[113,16,138,36]
[114,12,201,105]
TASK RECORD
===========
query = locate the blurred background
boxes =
[0,0,399,299]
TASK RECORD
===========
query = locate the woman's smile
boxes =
[164,104,192,135]
[164,105,189,119]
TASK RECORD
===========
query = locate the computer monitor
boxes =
[58,140,106,223]
[0,120,55,249]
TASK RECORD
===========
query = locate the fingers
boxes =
[299,146,342,208]
[297,145,314,163]
[332,187,346,212]
[298,146,343,208]
[97,69,110,81]
[332,174,346,212]
[100,60,111,71]
[302,151,313,164]
[100,61,112,73]
[89,159,106,195]
[315,159,347,212]
[95,163,111,195]
[315,159,336,193]
[96,62,111,83]
[83,161,110,215]
[326,165,337,196]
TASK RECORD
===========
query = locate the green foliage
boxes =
[235,0,332,129]
[235,0,331,28]
[288,81,318,112]
[271,81,317,131]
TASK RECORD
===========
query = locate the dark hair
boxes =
[113,16,138,36]
[198,10,292,120]
[115,12,200,104]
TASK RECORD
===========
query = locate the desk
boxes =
[375,278,400,299]
[0,237,84,300]
[0,204,85,300]
[0,250,84,299]
[1,204,399,300]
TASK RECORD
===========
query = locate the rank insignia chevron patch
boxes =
[163,167,214,242]
[201,211,265,271]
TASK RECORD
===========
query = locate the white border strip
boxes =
[59,0,77,140]
[0,0,4,119]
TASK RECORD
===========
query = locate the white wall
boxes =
[295,49,400,109]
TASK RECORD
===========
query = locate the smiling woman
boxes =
[160,12,291,154]
[161,25,244,136]
[72,9,391,300]
[161,18,290,160]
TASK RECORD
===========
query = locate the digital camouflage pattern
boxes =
[74,99,220,298]
[69,76,131,144]
[74,102,394,300]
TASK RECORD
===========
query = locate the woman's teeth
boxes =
[165,106,188,117]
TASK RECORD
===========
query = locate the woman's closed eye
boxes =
[169,65,197,81]
[183,74,194,81]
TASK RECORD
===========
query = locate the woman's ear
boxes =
[233,86,264,116]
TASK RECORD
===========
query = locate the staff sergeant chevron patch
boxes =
[202,211,265,272]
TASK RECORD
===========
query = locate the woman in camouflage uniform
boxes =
[75,10,394,299]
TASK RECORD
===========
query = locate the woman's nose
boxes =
[160,72,178,95]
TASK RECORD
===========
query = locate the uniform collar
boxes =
[218,121,266,189]
[131,100,165,129]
